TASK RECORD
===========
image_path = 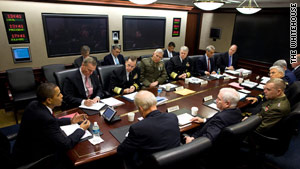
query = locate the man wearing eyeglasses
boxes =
[139,49,167,88]
[110,56,140,95]
[63,57,104,109]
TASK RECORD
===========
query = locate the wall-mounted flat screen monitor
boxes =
[123,16,166,51]
[210,28,221,39]
[11,46,31,63]
[42,14,109,58]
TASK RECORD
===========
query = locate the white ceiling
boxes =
[156,0,299,8]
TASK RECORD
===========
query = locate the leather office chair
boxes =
[97,65,124,97]
[53,68,78,91]
[285,81,300,108]
[98,59,104,66]
[139,54,152,61]
[250,102,300,156]
[188,55,201,76]
[145,137,212,169]
[42,64,65,84]
[7,67,37,124]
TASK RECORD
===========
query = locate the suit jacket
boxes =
[117,110,180,167]
[63,69,104,109]
[163,49,178,58]
[166,55,193,80]
[103,53,125,66]
[293,66,300,81]
[191,108,242,142]
[73,56,99,68]
[109,66,141,95]
[196,55,217,76]
[12,101,84,167]
[285,69,296,85]
[217,52,238,72]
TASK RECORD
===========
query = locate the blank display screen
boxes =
[103,108,115,121]
[11,47,31,63]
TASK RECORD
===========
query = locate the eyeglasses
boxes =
[268,72,277,76]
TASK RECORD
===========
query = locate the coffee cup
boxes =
[185,78,189,84]
[128,112,135,122]
[191,107,198,116]
[166,85,171,91]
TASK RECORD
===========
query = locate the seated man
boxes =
[103,44,125,66]
[166,46,192,80]
[73,45,99,68]
[273,59,296,85]
[139,49,167,88]
[117,90,180,168]
[291,54,300,81]
[217,44,238,72]
[196,45,217,76]
[185,88,242,143]
[246,78,290,135]
[269,66,289,86]
[13,83,90,168]
[63,57,104,109]
[110,56,140,95]
[163,42,178,58]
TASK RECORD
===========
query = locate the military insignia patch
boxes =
[264,106,269,111]
[186,62,190,67]
[133,73,138,79]
[277,103,281,107]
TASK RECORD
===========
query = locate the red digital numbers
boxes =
[9,24,24,29]
[11,34,26,38]
[7,14,22,19]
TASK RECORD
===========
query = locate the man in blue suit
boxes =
[196,45,217,76]
[103,44,125,66]
[13,83,90,168]
[185,88,242,143]
[117,90,180,168]
[273,59,296,85]
[217,44,239,72]
[291,54,300,81]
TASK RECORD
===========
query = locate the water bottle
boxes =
[217,68,221,75]
[92,122,100,138]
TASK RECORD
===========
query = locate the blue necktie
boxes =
[115,57,119,65]
[228,55,232,67]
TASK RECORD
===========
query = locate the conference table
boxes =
[57,72,263,166]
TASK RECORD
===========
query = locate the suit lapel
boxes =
[76,70,86,98]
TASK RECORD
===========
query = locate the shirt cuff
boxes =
[203,118,207,123]
[81,100,85,106]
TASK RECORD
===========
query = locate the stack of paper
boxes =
[223,73,237,79]
[237,92,247,100]
[79,102,105,111]
[207,102,219,111]
[122,92,137,102]
[236,68,252,74]
[177,113,194,126]
[260,76,270,84]
[241,81,258,88]
[156,96,168,105]
[101,97,125,107]
[159,83,178,90]
[210,74,225,79]
[174,88,195,96]
[257,84,265,90]
[188,77,204,84]
[60,124,92,139]
[225,70,240,75]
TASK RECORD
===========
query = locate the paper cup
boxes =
[185,78,189,84]
[191,107,198,116]
[128,112,135,122]
[166,85,171,91]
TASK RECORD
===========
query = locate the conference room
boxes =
[0,0,299,169]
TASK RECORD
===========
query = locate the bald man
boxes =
[217,45,239,72]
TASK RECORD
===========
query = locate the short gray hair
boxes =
[270,65,285,76]
[112,44,121,50]
[206,45,215,52]
[134,90,157,110]
[220,88,240,108]
[273,59,287,68]
[81,45,90,54]
[154,49,164,54]
[180,46,189,52]
[267,78,286,91]
[82,57,97,66]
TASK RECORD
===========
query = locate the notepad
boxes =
[122,92,137,102]
[156,97,168,105]
[174,89,195,96]
[60,124,92,139]
[228,82,244,89]
[79,102,105,111]
[177,113,194,126]
[101,97,125,107]
[188,77,204,84]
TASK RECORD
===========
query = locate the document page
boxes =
[174,89,195,96]
[79,102,105,111]
[101,97,125,107]
[122,92,138,102]
[177,113,194,126]
[60,124,92,139]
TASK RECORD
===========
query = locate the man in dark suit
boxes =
[63,57,104,109]
[163,41,178,58]
[13,83,90,168]
[73,45,99,68]
[217,45,238,72]
[292,54,300,81]
[103,44,125,66]
[109,56,140,95]
[273,59,296,85]
[166,46,193,80]
[196,45,217,76]
[117,90,180,168]
[185,88,242,142]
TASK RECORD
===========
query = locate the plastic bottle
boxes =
[217,68,221,75]
[92,122,100,138]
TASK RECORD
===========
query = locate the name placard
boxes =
[201,81,208,85]
[167,105,180,113]
[2,12,30,44]
[224,76,230,80]
[203,95,213,102]
[175,86,184,91]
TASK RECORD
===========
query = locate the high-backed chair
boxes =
[146,137,212,169]
[250,102,300,156]
[53,68,78,91]
[188,55,201,76]
[7,67,37,124]
[286,81,300,107]
[97,65,124,96]
[42,64,65,84]
[139,54,152,61]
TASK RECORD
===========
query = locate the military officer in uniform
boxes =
[246,78,290,135]
[166,46,192,80]
[109,56,140,95]
[139,49,167,88]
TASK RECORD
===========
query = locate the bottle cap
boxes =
[94,122,97,125]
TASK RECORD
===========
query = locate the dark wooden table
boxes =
[57,73,263,166]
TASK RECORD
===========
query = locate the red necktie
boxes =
[85,77,93,98]
[207,59,210,72]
